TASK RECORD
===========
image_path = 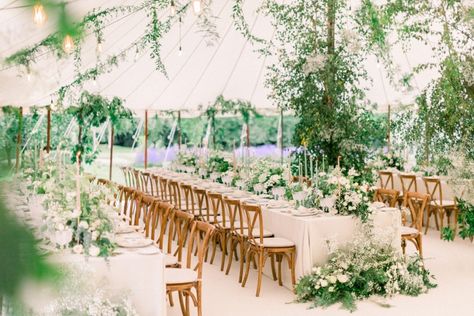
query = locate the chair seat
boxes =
[401,226,419,236]
[238,228,274,238]
[164,254,178,266]
[165,267,198,285]
[430,200,456,207]
[254,237,295,248]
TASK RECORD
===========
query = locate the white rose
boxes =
[72,244,83,254]
[328,286,335,292]
[89,245,101,257]
[91,231,98,240]
[78,221,89,230]
[56,223,65,231]
[320,279,328,287]
[337,274,349,283]
[328,276,337,284]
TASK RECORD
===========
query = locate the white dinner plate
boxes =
[137,247,161,255]
[116,238,153,248]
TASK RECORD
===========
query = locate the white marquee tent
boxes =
[0,0,440,113]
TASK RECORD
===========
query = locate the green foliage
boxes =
[0,186,59,298]
[67,92,132,164]
[295,237,436,311]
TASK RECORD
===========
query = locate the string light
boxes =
[63,35,74,54]
[178,16,183,56]
[33,3,47,26]
[192,0,202,15]
[178,46,183,56]
[27,70,32,82]
[134,47,140,62]
[170,0,176,15]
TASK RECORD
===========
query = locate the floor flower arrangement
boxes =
[295,232,436,311]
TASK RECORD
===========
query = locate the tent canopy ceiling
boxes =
[0,0,439,113]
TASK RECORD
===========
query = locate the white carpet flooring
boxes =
[167,228,474,316]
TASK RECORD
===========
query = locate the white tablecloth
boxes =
[53,247,166,316]
[262,207,401,288]
[388,173,455,201]
[26,196,166,316]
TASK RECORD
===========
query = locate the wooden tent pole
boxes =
[15,107,23,172]
[46,106,51,153]
[109,124,114,180]
[144,110,148,169]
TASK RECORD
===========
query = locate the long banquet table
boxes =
[152,168,401,289]
[22,195,167,316]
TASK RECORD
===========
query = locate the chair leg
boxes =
[238,240,245,283]
[277,254,283,286]
[168,292,174,307]
[439,210,445,238]
[256,250,264,297]
[289,250,296,289]
[424,210,431,234]
[220,233,227,271]
[401,238,406,256]
[210,234,218,264]
[197,283,202,316]
[270,253,277,281]
[434,208,440,230]
[178,292,186,316]
[241,248,252,288]
[226,238,236,275]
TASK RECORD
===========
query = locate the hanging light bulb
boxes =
[192,0,202,15]
[134,47,140,62]
[33,3,47,26]
[27,71,32,82]
[178,46,183,56]
[62,35,74,54]
[170,0,176,15]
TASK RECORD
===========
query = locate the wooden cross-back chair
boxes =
[166,221,215,316]
[401,192,429,258]
[139,171,153,194]
[168,180,183,209]
[207,192,230,271]
[118,186,138,221]
[378,170,394,189]
[241,203,296,297]
[423,176,458,237]
[150,174,161,199]
[399,173,418,205]
[180,183,199,216]
[158,176,169,201]
[134,193,157,229]
[373,188,399,208]
[132,168,142,191]
[193,188,209,221]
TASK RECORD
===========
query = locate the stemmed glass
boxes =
[272,186,286,200]
[293,191,306,208]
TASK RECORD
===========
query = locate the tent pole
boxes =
[109,124,114,180]
[15,107,23,172]
[144,110,148,169]
[46,106,51,153]
[178,110,182,152]
[387,104,391,152]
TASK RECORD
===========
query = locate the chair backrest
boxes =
[423,177,443,204]
[180,183,196,213]
[241,203,264,244]
[224,197,244,235]
[140,171,153,194]
[378,170,394,189]
[374,188,399,207]
[150,174,161,199]
[169,210,194,262]
[120,166,130,187]
[168,180,182,208]
[193,187,209,220]
[186,221,215,278]
[97,178,111,186]
[405,191,430,231]
[147,201,174,248]
[119,186,137,219]
[207,192,226,226]
[135,193,157,229]
[399,173,418,195]
[132,168,142,191]
[159,177,169,201]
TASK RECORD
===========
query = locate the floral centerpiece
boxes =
[244,159,289,194]
[295,232,436,311]
[369,150,405,171]
[41,172,118,257]
[304,168,376,222]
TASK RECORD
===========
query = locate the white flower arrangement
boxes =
[296,230,436,311]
